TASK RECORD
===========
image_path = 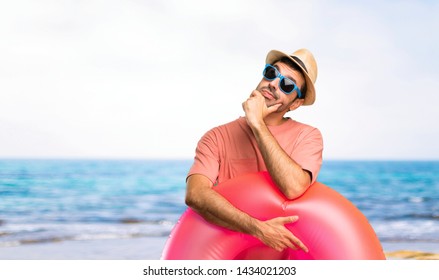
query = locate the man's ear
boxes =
[289,98,304,112]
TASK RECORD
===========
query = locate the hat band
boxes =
[290,56,308,73]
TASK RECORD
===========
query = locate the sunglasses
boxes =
[262,64,302,98]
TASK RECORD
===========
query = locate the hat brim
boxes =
[266,50,315,106]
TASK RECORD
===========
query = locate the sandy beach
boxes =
[0,237,167,260]
[0,237,438,260]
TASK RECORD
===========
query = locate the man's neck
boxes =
[264,114,289,126]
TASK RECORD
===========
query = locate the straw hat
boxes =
[265,48,318,105]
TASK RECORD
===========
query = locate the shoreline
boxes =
[0,237,167,260]
[0,237,438,260]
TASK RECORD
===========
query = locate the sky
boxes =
[1,0,438,160]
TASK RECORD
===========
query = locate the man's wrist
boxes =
[246,115,264,130]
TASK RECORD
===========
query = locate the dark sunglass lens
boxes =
[263,66,277,79]
[280,78,294,93]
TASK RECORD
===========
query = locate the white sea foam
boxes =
[0,221,175,247]
[372,220,439,242]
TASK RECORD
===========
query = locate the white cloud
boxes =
[0,0,438,159]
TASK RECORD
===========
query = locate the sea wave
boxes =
[372,220,439,243]
[1,160,438,248]
[0,220,175,247]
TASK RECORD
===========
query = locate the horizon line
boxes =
[0,157,438,162]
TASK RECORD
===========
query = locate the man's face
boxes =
[256,61,305,113]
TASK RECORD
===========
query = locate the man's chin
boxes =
[267,102,280,108]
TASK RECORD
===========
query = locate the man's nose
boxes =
[268,77,279,91]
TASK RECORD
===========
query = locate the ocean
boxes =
[0,159,438,249]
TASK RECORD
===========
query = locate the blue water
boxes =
[0,159,438,247]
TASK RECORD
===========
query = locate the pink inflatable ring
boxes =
[162,172,385,260]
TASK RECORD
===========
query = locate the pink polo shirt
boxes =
[188,117,323,185]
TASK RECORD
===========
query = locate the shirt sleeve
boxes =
[187,128,220,184]
[290,127,323,184]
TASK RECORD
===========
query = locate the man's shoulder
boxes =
[210,117,246,132]
[200,117,244,138]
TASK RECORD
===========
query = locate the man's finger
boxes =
[290,235,308,252]
[281,216,309,252]
[267,103,282,113]
[250,90,262,98]
[279,216,299,224]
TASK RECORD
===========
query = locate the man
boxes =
[185,49,323,253]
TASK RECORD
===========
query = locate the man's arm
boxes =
[242,90,312,199]
[185,173,308,252]
[185,174,255,231]
[251,124,311,199]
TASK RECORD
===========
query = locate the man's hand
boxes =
[253,216,308,252]
[242,90,281,129]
